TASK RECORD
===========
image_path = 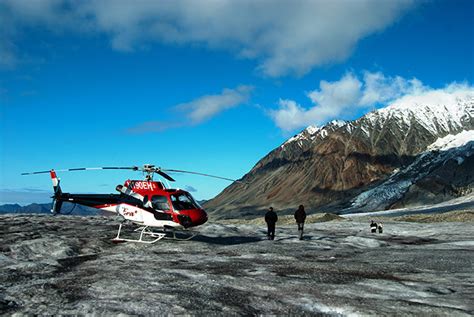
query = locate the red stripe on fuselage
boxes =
[94,203,120,209]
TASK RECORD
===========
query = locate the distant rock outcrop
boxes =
[205,93,474,218]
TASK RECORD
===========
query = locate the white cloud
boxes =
[359,71,426,106]
[127,85,252,133]
[0,0,416,75]
[389,82,474,108]
[126,121,182,134]
[308,73,363,112]
[269,71,435,131]
[176,85,253,124]
[270,100,308,132]
[272,73,362,131]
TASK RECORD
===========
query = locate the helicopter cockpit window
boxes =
[170,193,199,210]
[151,195,170,211]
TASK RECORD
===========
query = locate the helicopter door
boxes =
[150,195,173,221]
[151,195,170,211]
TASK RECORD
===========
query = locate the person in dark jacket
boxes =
[378,222,383,233]
[264,207,278,240]
[294,205,307,240]
[370,220,378,233]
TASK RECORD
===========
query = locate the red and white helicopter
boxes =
[22,164,238,244]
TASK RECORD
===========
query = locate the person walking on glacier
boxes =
[370,220,378,233]
[294,204,307,240]
[265,207,278,240]
[378,222,383,233]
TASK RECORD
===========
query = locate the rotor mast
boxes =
[143,164,156,181]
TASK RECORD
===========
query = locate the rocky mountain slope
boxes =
[205,93,474,218]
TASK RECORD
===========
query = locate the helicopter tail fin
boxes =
[50,170,63,214]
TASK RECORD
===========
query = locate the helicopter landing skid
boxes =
[112,224,166,244]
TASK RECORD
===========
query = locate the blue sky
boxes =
[0,0,473,204]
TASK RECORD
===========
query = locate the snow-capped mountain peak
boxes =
[363,88,474,136]
[281,126,318,148]
[280,119,351,149]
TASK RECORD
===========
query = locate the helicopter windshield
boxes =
[170,192,201,210]
[151,195,171,211]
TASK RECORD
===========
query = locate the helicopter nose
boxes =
[198,209,208,225]
[191,209,208,226]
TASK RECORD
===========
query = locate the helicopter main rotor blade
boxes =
[155,170,175,182]
[162,169,241,183]
[21,170,53,175]
[21,166,139,175]
[21,165,245,184]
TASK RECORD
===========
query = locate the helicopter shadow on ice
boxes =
[193,232,323,245]
[193,235,262,245]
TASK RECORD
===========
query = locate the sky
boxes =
[0,0,473,205]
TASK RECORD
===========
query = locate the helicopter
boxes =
[22,164,239,244]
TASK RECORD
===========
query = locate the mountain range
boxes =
[205,91,474,219]
[0,202,98,215]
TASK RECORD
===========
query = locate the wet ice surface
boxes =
[1,215,473,316]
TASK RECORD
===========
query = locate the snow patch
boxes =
[328,119,347,128]
[428,130,474,152]
[280,125,322,148]
[296,297,360,316]
[351,179,413,210]
[341,236,387,248]
[305,125,319,135]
